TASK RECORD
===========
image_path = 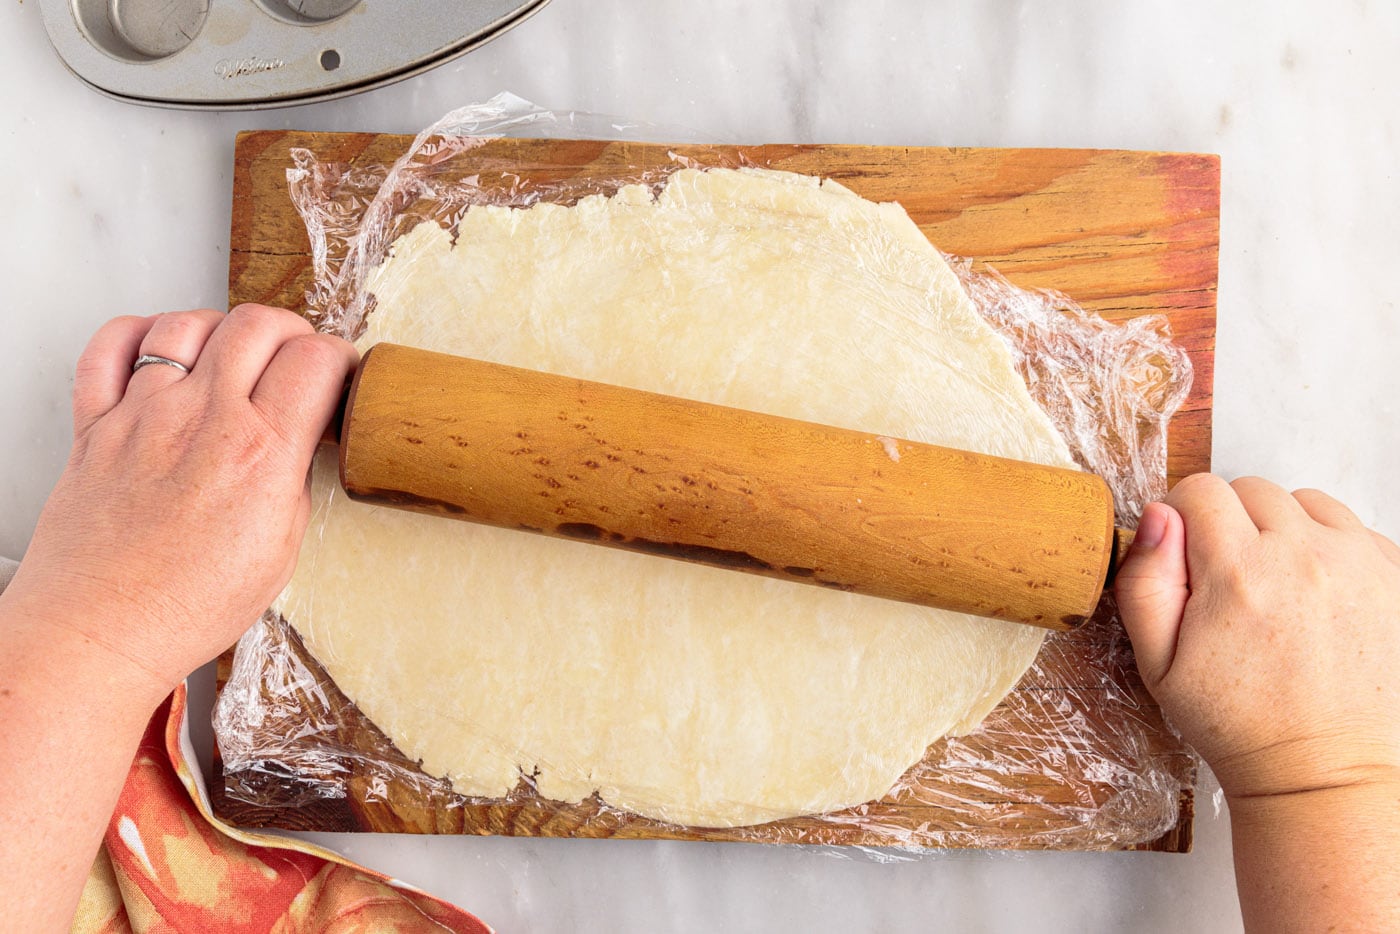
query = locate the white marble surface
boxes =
[3,2,1397,931]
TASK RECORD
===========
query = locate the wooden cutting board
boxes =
[215,131,1218,852]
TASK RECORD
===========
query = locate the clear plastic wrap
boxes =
[213,96,1195,850]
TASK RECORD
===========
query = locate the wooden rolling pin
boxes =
[334,343,1135,631]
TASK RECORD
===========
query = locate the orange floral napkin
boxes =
[71,684,491,934]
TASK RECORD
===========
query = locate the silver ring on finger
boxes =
[132,353,191,375]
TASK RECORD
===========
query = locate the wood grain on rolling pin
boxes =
[220,132,1218,852]
[342,343,1116,629]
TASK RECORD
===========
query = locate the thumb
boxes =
[1114,502,1190,687]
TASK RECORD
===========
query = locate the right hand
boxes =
[1114,473,1400,800]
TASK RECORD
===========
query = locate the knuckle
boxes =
[1175,472,1220,492]
[228,302,279,328]
[230,303,308,335]
[1167,472,1224,505]
[275,335,355,387]
[79,316,144,362]
[281,330,329,357]
[110,313,149,332]
[152,310,209,342]
[1291,487,1335,510]
[285,332,345,369]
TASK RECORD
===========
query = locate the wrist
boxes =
[0,583,177,715]
[1208,731,1400,801]
[1227,771,1400,934]
[1225,768,1400,822]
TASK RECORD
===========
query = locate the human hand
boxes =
[1115,474,1400,801]
[4,305,357,701]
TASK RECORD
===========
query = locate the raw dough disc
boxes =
[275,167,1079,828]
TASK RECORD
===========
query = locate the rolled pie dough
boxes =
[274,167,1078,828]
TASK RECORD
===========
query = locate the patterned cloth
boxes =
[71,684,491,934]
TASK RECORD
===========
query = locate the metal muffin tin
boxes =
[39,0,550,109]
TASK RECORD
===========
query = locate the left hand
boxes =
[4,305,357,699]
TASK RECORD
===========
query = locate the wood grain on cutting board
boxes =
[217,131,1218,852]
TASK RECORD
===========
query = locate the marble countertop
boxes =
[3,2,1396,930]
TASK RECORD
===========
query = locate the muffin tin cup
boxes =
[42,0,550,109]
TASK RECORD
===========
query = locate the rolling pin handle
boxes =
[1104,526,1136,587]
[318,370,355,448]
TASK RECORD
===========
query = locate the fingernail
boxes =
[1135,504,1167,549]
